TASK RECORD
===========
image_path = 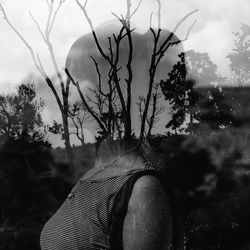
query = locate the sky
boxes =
[0,0,249,147]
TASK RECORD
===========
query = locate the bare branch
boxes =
[130,0,143,20]
[126,0,132,22]
[150,27,157,40]
[139,28,161,142]
[124,1,134,142]
[36,54,47,77]
[111,12,128,29]
[90,56,107,97]
[171,8,198,36]
[156,0,161,29]
[77,2,127,116]
[108,24,127,113]
[147,83,163,136]
[155,19,197,67]
[65,68,108,134]
[75,0,111,62]
[29,11,46,42]
[29,1,66,97]
[156,9,198,56]
[168,19,197,47]
[45,77,63,111]
[45,0,54,38]
[137,96,145,121]
[68,101,90,145]
[150,12,153,28]
[108,36,114,62]
[48,0,65,35]
[45,0,50,9]
[0,4,44,77]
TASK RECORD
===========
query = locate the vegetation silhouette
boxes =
[0,85,73,250]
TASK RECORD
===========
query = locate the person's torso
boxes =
[40,163,158,250]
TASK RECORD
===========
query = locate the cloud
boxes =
[66,22,183,87]
[184,19,234,77]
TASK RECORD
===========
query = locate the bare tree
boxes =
[71,0,197,146]
[147,83,165,137]
[0,1,74,167]
[136,83,165,137]
[64,0,198,148]
[227,23,250,86]
[71,0,141,148]
[68,101,92,146]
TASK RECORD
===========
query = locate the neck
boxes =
[94,146,145,170]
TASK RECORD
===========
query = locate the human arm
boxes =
[123,175,173,250]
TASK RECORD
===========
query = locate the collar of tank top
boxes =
[85,145,144,180]
[83,139,165,180]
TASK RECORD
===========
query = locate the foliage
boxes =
[161,51,236,134]
[162,132,250,250]
[0,84,45,141]
[160,53,190,133]
[227,23,250,86]
[186,50,224,86]
[188,85,237,132]
[0,136,73,250]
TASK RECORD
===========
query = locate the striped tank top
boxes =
[40,164,162,250]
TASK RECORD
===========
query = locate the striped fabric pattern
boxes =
[40,164,158,250]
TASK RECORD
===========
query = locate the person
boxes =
[40,138,174,250]
[40,22,182,249]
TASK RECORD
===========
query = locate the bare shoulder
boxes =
[123,175,173,250]
[130,175,165,195]
[127,175,172,218]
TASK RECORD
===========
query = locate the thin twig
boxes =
[90,56,107,97]
[45,0,54,38]
[126,0,132,22]
[150,12,153,28]
[156,9,198,56]
[0,4,43,77]
[36,54,47,77]
[75,0,111,62]
[169,19,197,47]
[156,0,161,29]
[29,11,46,42]
[45,0,50,9]
[130,0,143,20]
[48,0,65,35]
[108,36,114,62]
[65,68,108,134]
[155,19,197,67]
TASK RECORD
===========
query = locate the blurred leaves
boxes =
[227,23,250,86]
[0,83,45,141]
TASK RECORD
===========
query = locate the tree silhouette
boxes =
[227,23,250,86]
[186,50,224,86]
[160,53,189,134]
[136,83,165,137]
[0,83,44,142]
[161,51,236,134]
[50,101,92,146]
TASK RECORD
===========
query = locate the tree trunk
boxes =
[61,111,74,171]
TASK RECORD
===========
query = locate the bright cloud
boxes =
[184,19,234,76]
